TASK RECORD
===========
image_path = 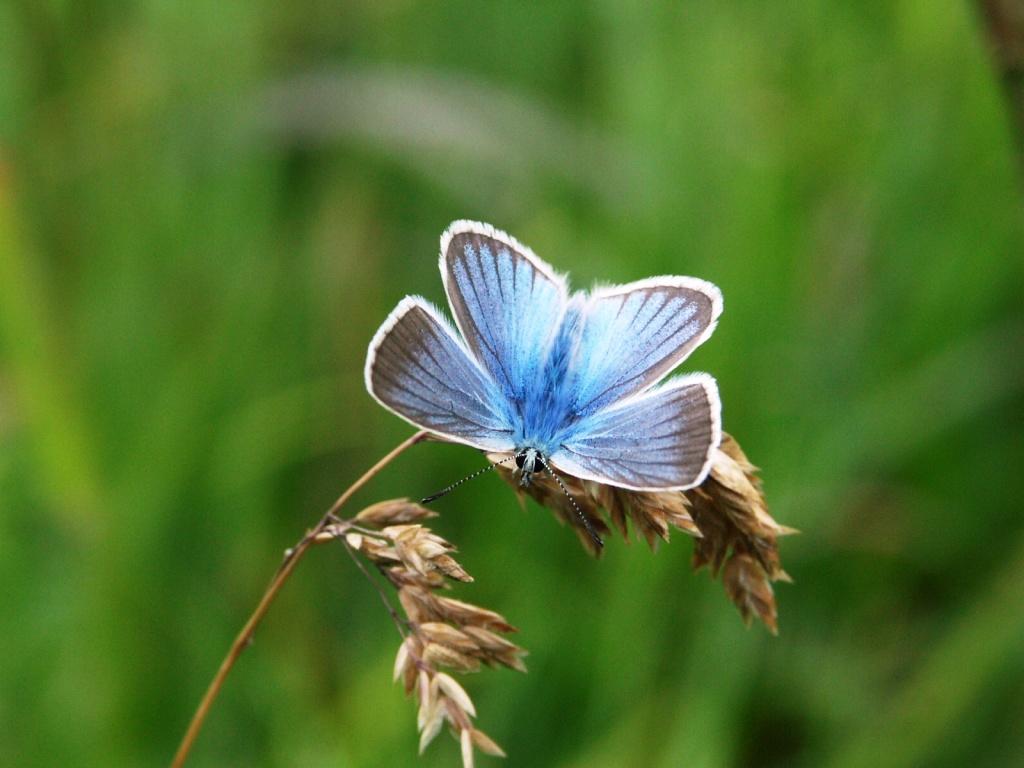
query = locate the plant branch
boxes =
[170,430,429,768]
[341,539,410,640]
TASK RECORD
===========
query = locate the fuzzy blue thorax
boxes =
[508,294,586,456]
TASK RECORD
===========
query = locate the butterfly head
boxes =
[514,447,543,487]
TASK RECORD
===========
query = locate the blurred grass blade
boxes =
[252,65,643,214]
[827,531,1024,768]
[0,163,100,537]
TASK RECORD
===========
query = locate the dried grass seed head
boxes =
[490,432,793,633]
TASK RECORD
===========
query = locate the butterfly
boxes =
[364,220,723,492]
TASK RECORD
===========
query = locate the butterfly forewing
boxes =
[441,221,567,402]
[569,278,722,417]
[550,374,721,490]
[364,296,515,451]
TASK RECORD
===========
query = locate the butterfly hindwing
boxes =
[441,221,567,403]
[569,278,722,417]
[364,296,515,451]
[550,374,721,490]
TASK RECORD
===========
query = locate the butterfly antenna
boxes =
[538,458,604,550]
[421,455,519,504]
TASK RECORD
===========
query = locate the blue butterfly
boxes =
[365,221,723,492]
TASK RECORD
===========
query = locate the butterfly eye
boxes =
[514,453,527,470]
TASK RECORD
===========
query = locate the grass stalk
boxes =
[170,430,429,768]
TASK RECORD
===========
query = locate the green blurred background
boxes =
[2,2,1023,767]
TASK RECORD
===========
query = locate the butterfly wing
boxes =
[549,374,721,490]
[365,296,515,451]
[440,221,568,403]
[568,277,722,418]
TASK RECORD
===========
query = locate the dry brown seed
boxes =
[417,669,432,722]
[386,525,468,580]
[393,638,412,682]
[402,663,418,695]
[414,535,453,561]
[600,486,630,539]
[723,553,779,635]
[388,566,447,590]
[432,672,476,717]
[460,727,475,768]
[418,703,445,754]
[398,586,431,624]
[401,636,421,694]
[418,622,478,653]
[383,524,419,539]
[461,625,523,655]
[471,728,507,758]
[433,596,518,633]
[422,642,481,672]
[431,554,473,582]
[357,537,400,564]
[664,509,702,538]
[357,499,437,527]
[491,651,528,674]
[394,538,430,577]
[387,525,454,551]
[345,533,363,551]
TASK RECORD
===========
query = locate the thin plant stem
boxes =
[170,430,429,768]
[340,540,409,640]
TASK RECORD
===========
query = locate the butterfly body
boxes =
[366,221,724,492]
